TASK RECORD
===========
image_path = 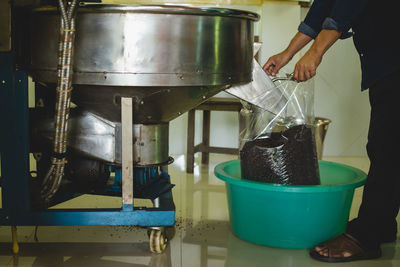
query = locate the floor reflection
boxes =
[0,242,173,267]
[0,154,398,267]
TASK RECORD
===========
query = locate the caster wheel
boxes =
[149,229,167,254]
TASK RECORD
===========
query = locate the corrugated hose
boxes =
[40,0,78,202]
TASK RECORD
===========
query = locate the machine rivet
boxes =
[1,80,5,84]
[202,96,206,99]
[140,101,144,105]
[18,80,22,83]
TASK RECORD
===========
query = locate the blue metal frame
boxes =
[0,52,175,227]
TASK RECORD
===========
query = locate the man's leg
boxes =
[347,70,400,249]
[310,70,400,262]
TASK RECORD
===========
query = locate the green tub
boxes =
[214,160,367,249]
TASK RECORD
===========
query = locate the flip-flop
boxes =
[309,233,382,263]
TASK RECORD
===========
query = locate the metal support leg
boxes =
[11,226,19,254]
[238,108,245,155]
[121,97,134,210]
[153,198,160,208]
[201,110,210,164]
[186,109,195,173]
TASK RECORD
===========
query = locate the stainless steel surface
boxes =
[314,117,331,160]
[71,84,225,123]
[133,123,169,166]
[0,1,11,52]
[35,111,117,163]
[68,112,116,163]
[33,110,169,166]
[26,4,259,169]
[253,42,262,57]
[67,4,259,20]
[26,4,258,87]
[23,4,259,124]
[121,97,134,206]
[153,198,160,208]
[271,73,297,82]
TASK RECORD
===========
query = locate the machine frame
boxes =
[0,51,175,255]
[0,52,176,227]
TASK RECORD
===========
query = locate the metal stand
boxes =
[0,52,175,253]
[186,97,243,173]
[121,97,134,210]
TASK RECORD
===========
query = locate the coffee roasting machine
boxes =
[0,0,259,253]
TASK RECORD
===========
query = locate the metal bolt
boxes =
[37,99,45,107]
[1,80,5,84]
[33,152,43,161]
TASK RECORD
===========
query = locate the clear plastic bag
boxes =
[239,73,320,185]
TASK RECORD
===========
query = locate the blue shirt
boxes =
[298,0,399,90]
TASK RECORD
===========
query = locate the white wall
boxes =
[313,39,370,156]
[170,3,370,157]
[169,4,262,155]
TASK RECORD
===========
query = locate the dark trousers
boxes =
[347,70,400,249]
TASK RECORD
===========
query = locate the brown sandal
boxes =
[309,233,382,263]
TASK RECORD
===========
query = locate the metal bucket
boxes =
[314,117,331,160]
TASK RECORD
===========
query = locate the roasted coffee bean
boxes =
[240,124,320,185]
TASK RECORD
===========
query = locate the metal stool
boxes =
[186,97,243,173]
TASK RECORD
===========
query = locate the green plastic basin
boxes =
[214,160,367,249]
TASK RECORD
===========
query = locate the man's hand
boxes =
[263,51,292,77]
[293,50,322,81]
[262,32,312,77]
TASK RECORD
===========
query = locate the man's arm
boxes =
[264,0,366,80]
[292,0,368,81]
[293,29,341,81]
[263,32,312,76]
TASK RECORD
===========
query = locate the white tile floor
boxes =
[0,154,398,267]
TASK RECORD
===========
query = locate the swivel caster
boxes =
[148,228,167,254]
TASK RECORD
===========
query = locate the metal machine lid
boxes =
[34,4,260,21]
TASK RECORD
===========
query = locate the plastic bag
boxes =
[239,73,320,185]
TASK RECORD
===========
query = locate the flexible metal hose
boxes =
[41,0,78,202]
